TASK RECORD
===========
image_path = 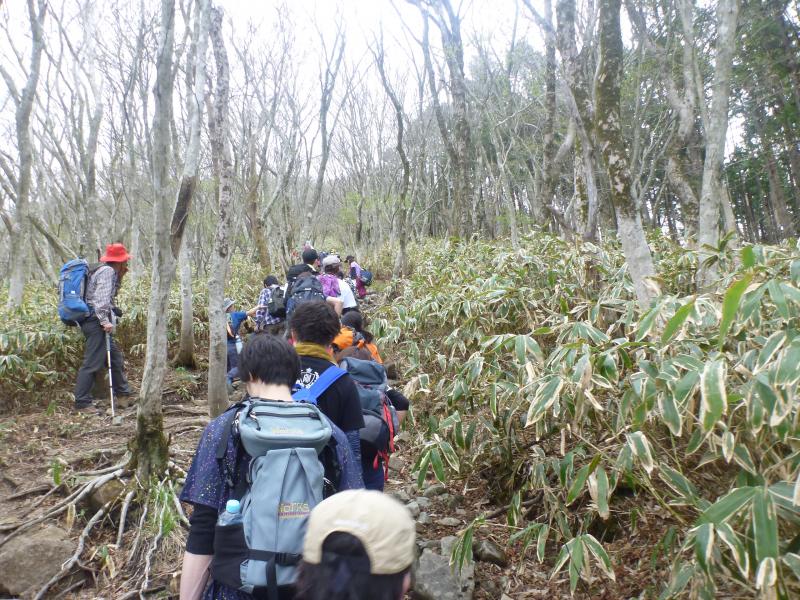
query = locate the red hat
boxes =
[100,243,131,263]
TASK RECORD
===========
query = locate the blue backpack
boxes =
[57,259,97,326]
[285,274,325,318]
[360,269,374,286]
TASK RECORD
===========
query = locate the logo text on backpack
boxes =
[278,501,310,519]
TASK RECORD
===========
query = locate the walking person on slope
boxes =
[73,243,133,411]
[289,301,365,482]
[179,334,364,600]
[254,275,286,335]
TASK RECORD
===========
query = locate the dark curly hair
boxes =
[289,300,341,346]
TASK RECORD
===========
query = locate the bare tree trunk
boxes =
[207,7,234,418]
[135,0,209,479]
[696,0,739,288]
[1,0,46,308]
[595,0,657,307]
[174,229,197,368]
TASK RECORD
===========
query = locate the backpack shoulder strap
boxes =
[293,366,347,405]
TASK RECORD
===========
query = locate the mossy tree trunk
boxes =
[594,0,657,307]
[136,0,210,479]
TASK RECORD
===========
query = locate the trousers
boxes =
[73,316,130,405]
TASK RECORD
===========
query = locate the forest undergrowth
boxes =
[1,234,800,598]
[375,232,800,599]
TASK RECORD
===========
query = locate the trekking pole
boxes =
[106,315,116,418]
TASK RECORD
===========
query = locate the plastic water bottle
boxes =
[217,499,243,526]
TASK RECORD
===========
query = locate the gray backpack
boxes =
[211,399,332,596]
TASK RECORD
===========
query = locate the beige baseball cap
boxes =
[303,490,416,575]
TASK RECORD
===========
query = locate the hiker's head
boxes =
[264,275,279,287]
[322,254,341,274]
[345,255,355,264]
[101,243,131,276]
[340,311,363,332]
[290,301,340,346]
[302,248,319,267]
[223,298,235,313]
[239,333,300,390]
[296,490,415,600]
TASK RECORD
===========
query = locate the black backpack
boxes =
[267,286,287,319]
[286,275,325,317]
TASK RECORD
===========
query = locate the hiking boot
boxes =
[115,388,134,397]
[74,402,98,414]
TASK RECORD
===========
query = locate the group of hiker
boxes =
[59,242,415,600]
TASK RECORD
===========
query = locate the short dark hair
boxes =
[239,333,300,388]
[341,311,363,331]
[302,248,319,265]
[290,301,340,346]
[345,255,355,263]
[264,275,279,287]
[295,532,408,600]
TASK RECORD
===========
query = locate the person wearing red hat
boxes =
[73,243,133,411]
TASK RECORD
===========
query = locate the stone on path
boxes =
[422,483,447,498]
[413,548,474,600]
[388,455,405,472]
[436,517,461,527]
[417,512,431,525]
[416,496,432,509]
[473,538,509,567]
[0,525,74,597]
[406,500,421,518]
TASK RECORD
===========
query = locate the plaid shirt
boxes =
[86,265,118,326]
[254,286,283,330]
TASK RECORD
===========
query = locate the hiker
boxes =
[336,348,409,491]
[254,275,286,335]
[179,334,364,600]
[337,269,359,314]
[319,255,342,299]
[285,248,343,316]
[286,247,320,291]
[332,311,382,363]
[73,243,133,411]
[224,298,259,385]
[295,489,415,600]
[346,255,367,299]
[290,301,365,475]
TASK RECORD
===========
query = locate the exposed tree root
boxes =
[33,501,111,600]
[3,483,52,501]
[0,457,189,598]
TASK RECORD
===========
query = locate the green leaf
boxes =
[719,275,752,349]
[673,370,699,407]
[768,280,790,319]
[775,342,800,386]
[693,523,714,572]
[700,359,727,431]
[536,524,549,563]
[568,537,585,593]
[756,331,786,372]
[416,451,431,488]
[658,392,682,436]
[781,553,800,580]
[589,467,610,520]
[583,534,616,581]
[430,448,446,482]
[525,376,564,426]
[740,245,756,268]
[659,466,700,502]
[567,464,591,504]
[716,522,749,578]
[752,488,779,562]
[662,297,695,344]
[626,431,655,475]
[635,304,660,342]
[698,486,757,524]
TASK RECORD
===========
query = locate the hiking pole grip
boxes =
[106,331,115,418]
